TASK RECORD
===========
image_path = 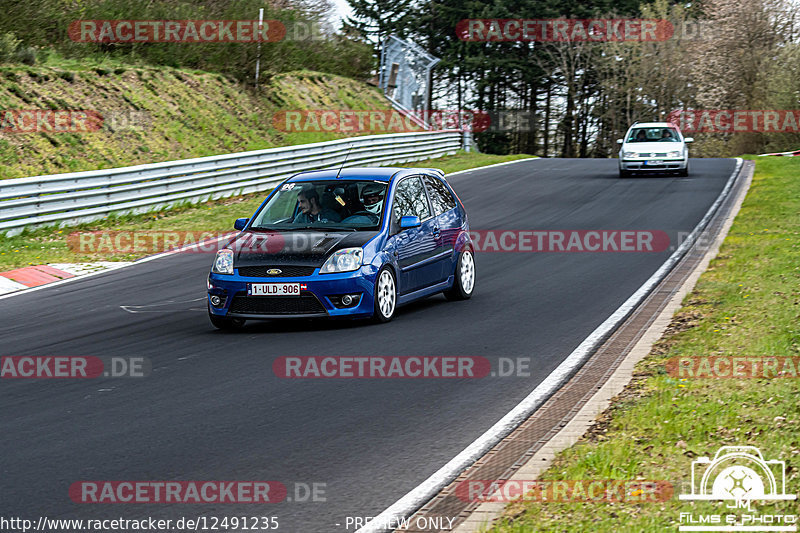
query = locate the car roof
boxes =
[628,122,679,129]
[286,167,444,183]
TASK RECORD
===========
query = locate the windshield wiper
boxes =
[248,226,292,232]
[297,225,357,232]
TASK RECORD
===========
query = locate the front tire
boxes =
[372,267,397,323]
[619,169,631,178]
[444,249,475,301]
[678,163,689,177]
[208,304,245,330]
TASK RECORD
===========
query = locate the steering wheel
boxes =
[349,211,380,223]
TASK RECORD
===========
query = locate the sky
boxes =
[329,0,354,26]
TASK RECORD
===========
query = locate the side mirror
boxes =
[684,137,694,143]
[399,216,421,229]
[616,139,623,144]
[234,218,249,231]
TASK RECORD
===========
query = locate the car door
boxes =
[387,175,438,294]
[423,174,460,282]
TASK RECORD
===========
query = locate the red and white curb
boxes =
[0,262,133,295]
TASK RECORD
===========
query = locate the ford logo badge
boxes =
[266,268,282,275]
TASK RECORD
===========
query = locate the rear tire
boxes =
[444,249,475,301]
[208,304,245,330]
[372,266,397,323]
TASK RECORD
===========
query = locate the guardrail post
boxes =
[462,130,472,152]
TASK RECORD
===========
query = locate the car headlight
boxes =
[623,151,637,158]
[212,249,234,275]
[667,150,682,158]
[320,248,363,274]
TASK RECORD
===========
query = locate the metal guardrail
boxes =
[0,130,463,234]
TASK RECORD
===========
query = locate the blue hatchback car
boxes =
[207,167,475,329]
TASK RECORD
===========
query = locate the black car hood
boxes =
[230,230,380,267]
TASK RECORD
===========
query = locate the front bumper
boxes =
[208,265,378,319]
[620,158,687,171]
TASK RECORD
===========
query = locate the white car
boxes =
[617,122,693,178]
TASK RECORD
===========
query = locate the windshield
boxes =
[626,127,681,142]
[249,180,388,231]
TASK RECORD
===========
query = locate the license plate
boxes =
[645,160,663,165]
[248,283,301,296]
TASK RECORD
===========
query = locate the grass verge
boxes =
[485,155,800,532]
[0,151,533,272]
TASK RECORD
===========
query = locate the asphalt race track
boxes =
[1,158,736,532]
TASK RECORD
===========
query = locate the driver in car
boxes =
[361,183,385,215]
[294,187,342,224]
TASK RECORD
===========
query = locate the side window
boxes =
[424,175,457,216]
[392,176,431,223]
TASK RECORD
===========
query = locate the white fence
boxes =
[0,130,464,234]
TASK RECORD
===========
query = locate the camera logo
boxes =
[680,446,795,503]
[678,446,796,533]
